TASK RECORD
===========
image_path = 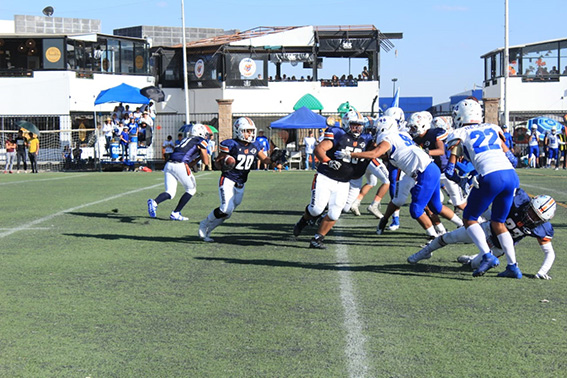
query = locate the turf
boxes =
[1,169,566,377]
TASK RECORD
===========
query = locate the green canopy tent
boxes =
[293,94,324,111]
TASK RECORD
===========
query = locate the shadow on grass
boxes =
[67,211,146,223]
[63,233,188,243]
[195,256,471,280]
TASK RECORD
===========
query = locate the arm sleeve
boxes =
[538,242,555,276]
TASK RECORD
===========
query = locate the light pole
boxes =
[392,78,398,97]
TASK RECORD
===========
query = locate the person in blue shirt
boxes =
[147,124,209,221]
[502,124,514,151]
[119,126,129,160]
[255,129,271,170]
[198,117,277,242]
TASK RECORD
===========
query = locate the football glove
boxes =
[327,160,342,170]
[534,272,552,280]
[505,150,518,167]
[334,150,351,160]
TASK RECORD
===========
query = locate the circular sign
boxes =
[135,55,144,70]
[239,58,256,78]
[45,47,61,63]
[195,59,205,78]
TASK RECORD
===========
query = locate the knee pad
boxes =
[214,207,230,219]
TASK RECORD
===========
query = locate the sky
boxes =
[3,0,567,104]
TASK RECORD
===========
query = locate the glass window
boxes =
[484,56,491,82]
[521,41,559,78]
[508,48,520,76]
[495,52,502,78]
[105,39,119,73]
[133,41,148,74]
[120,40,133,74]
[560,41,567,75]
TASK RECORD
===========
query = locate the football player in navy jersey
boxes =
[293,109,371,249]
[408,189,557,280]
[147,124,209,221]
[198,117,276,242]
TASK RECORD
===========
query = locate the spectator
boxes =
[361,66,370,80]
[15,129,27,172]
[27,132,39,173]
[162,135,175,161]
[563,66,567,75]
[4,134,16,173]
[120,127,129,160]
[102,117,114,155]
[138,111,154,146]
[256,129,271,170]
[62,145,72,170]
[73,144,83,169]
[175,133,184,146]
[559,125,567,169]
[331,75,339,87]
[550,66,559,75]
[303,130,317,170]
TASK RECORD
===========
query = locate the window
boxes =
[521,41,559,79]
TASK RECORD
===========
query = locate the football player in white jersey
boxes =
[337,115,461,239]
[445,98,520,278]
[527,125,541,168]
[544,125,565,169]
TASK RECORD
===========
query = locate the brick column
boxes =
[483,97,500,125]
[216,99,234,142]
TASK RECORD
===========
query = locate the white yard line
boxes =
[521,183,567,196]
[335,233,369,378]
[1,172,214,238]
[0,173,93,186]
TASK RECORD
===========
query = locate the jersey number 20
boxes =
[235,154,255,170]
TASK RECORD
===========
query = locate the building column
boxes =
[483,97,500,125]
[216,99,234,142]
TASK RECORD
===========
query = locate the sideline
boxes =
[0,171,215,238]
[335,229,369,377]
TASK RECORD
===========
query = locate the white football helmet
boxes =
[452,99,483,128]
[375,115,398,135]
[408,112,431,137]
[233,117,257,143]
[191,123,209,138]
[551,125,557,134]
[433,116,453,133]
[384,107,406,130]
[525,194,556,227]
[342,109,365,137]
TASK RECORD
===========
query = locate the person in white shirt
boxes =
[102,118,114,155]
[162,135,175,161]
[303,131,317,170]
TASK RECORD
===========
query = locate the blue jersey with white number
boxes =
[169,136,207,164]
[447,123,514,176]
[413,127,448,170]
[317,127,370,182]
[219,138,262,185]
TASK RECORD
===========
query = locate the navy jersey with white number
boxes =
[219,138,262,185]
[490,188,554,248]
[169,136,207,164]
[317,126,370,182]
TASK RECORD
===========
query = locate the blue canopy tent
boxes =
[94,83,150,105]
[270,106,328,129]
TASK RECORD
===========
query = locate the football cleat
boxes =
[367,204,383,219]
[198,220,214,242]
[309,235,327,249]
[350,199,361,216]
[497,263,523,279]
[293,217,309,237]
[407,247,433,264]
[388,215,400,231]
[472,252,500,277]
[457,255,473,265]
[170,211,188,221]
[147,199,157,218]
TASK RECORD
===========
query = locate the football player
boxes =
[445,98,520,278]
[527,124,540,168]
[345,116,390,219]
[293,109,371,249]
[408,189,557,280]
[147,123,209,221]
[198,117,277,242]
[337,115,461,239]
[544,125,565,169]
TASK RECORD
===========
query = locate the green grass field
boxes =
[1,169,567,377]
